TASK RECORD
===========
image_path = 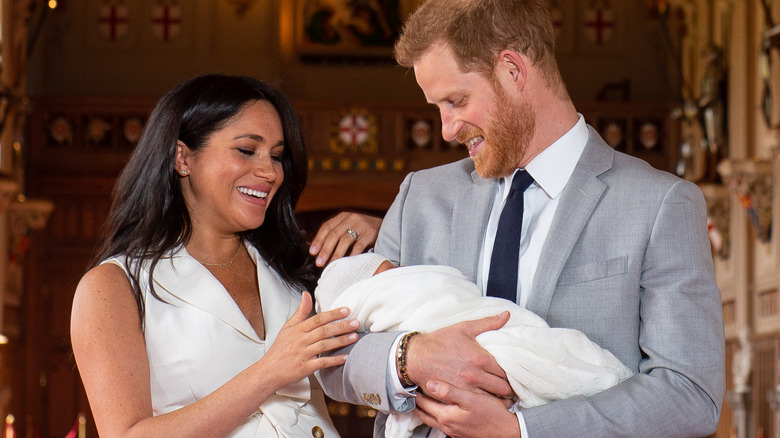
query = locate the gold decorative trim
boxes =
[717,159,773,243]
[0,178,18,218]
[309,158,404,172]
[699,183,730,260]
[6,198,54,264]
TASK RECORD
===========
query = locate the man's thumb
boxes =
[467,310,510,336]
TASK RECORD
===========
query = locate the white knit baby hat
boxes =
[314,253,388,313]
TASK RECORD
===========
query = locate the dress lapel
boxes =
[244,245,312,402]
[149,243,311,404]
[246,244,298,347]
[527,128,613,320]
[151,243,264,343]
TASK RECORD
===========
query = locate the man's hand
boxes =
[405,312,513,398]
[414,381,521,438]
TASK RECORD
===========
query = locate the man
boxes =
[317,0,725,436]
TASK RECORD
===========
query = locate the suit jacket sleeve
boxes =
[316,331,401,413]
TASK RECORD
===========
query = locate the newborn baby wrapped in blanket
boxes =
[315,253,633,438]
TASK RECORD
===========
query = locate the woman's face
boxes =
[177,100,285,236]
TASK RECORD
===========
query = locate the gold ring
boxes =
[346,228,358,241]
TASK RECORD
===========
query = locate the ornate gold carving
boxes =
[0,179,18,218]
[717,159,773,243]
[700,183,730,260]
[308,157,404,172]
[6,198,54,265]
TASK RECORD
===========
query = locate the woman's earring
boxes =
[180,170,188,176]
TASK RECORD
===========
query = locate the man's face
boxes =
[414,43,535,178]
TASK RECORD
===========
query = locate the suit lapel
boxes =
[451,166,496,281]
[527,128,614,320]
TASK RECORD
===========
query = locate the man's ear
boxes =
[497,49,527,92]
[175,140,191,176]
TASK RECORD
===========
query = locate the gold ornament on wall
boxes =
[717,159,773,243]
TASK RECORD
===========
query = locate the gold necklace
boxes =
[199,244,242,268]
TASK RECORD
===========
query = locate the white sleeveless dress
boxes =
[105,242,340,437]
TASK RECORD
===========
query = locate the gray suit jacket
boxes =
[318,127,725,437]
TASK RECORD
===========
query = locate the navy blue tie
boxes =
[486,170,535,302]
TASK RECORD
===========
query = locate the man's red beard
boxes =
[460,87,536,178]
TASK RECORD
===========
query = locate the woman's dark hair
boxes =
[95,73,319,319]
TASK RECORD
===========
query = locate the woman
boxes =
[71,74,359,437]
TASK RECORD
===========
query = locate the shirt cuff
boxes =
[386,332,417,413]
[516,410,529,438]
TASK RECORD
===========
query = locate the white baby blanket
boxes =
[316,258,633,438]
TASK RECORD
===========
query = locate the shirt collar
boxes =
[521,114,588,199]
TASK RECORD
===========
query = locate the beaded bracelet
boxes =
[397,331,421,387]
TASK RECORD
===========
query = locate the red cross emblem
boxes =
[329,108,378,154]
[151,4,182,42]
[338,114,371,146]
[584,6,615,45]
[98,3,129,41]
[548,1,563,37]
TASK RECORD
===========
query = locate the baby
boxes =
[315,253,633,438]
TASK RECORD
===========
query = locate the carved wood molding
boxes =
[0,178,18,218]
[717,159,773,243]
[5,198,53,264]
[700,182,731,260]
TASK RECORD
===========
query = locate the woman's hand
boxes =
[309,212,382,267]
[263,292,359,387]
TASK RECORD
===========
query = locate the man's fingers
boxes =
[413,390,448,432]
[417,380,520,437]
[425,381,459,405]
[462,311,511,337]
[478,370,513,398]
